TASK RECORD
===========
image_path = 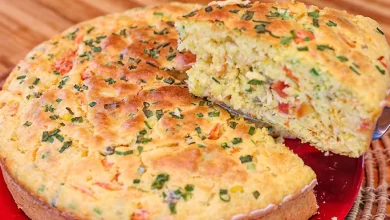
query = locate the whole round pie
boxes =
[0,2,316,219]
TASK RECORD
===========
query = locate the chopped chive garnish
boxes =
[247,163,256,170]
[93,47,102,53]
[156,110,164,120]
[280,36,293,45]
[183,11,197,18]
[32,78,40,85]
[74,84,81,91]
[240,155,253,163]
[45,105,55,112]
[23,121,32,127]
[104,77,116,85]
[376,65,386,75]
[144,121,152,129]
[308,10,319,18]
[137,146,143,155]
[205,6,213,13]
[237,3,252,8]
[229,9,239,14]
[133,179,140,184]
[337,56,348,62]
[326,20,337,27]
[115,150,133,156]
[166,53,176,61]
[313,19,319,27]
[195,127,201,134]
[59,141,72,153]
[49,115,59,120]
[163,77,175,85]
[87,27,95,34]
[350,66,361,75]
[151,174,169,189]
[212,77,220,84]
[169,203,176,214]
[199,100,205,106]
[136,136,152,144]
[143,108,153,118]
[185,184,194,191]
[197,144,206,148]
[208,111,220,117]
[71,117,83,123]
[196,113,204,118]
[254,24,267,34]
[93,208,102,215]
[56,98,62,103]
[241,11,254,21]
[253,191,260,199]
[248,126,255,136]
[55,134,64,142]
[232,137,243,145]
[58,76,69,89]
[221,142,230,149]
[153,12,163,16]
[89,102,97,107]
[17,75,26,80]
[229,121,238,129]
[66,107,74,115]
[139,130,147,136]
[310,68,319,76]
[53,70,60,75]
[297,46,309,51]
[248,79,263,85]
[317,45,334,51]
[219,189,231,202]
[377,27,385,35]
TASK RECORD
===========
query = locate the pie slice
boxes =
[176,0,390,157]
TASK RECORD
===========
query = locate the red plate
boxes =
[0,139,363,219]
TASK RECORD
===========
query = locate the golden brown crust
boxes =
[0,161,76,220]
[259,189,317,220]
[0,2,316,219]
[1,161,316,220]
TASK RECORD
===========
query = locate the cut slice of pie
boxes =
[177,0,390,157]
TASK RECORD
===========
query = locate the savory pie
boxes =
[0,2,317,219]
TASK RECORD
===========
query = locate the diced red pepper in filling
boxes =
[208,123,221,140]
[283,66,299,82]
[278,103,289,114]
[378,56,388,69]
[293,30,315,44]
[94,182,122,191]
[272,81,289,98]
[75,34,83,44]
[339,34,355,48]
[54,52,75,75]
[131,209,150,220]
[81,70,92,80]
[359,120,371,132]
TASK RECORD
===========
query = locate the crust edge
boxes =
[1,162,317,220]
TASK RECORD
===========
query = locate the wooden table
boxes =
[0,0,389,218]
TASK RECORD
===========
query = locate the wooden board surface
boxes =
[1,0,390,79]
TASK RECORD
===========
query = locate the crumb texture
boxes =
[177,1,390,157]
